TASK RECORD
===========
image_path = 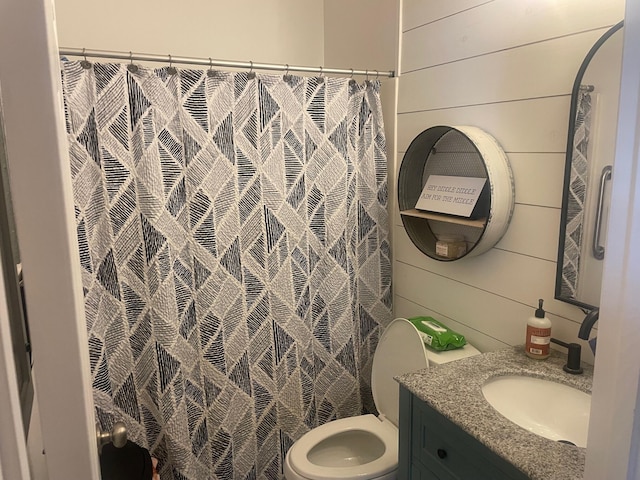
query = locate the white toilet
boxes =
[283,318,480,480]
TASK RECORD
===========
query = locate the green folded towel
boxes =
[409,316,467,351]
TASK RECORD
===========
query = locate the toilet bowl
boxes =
[284,318,480,480]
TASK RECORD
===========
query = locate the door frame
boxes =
[0,233,30,480]
[584,0,640,477]
[0,0,100,478]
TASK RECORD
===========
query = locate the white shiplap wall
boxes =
[394,0,625,360]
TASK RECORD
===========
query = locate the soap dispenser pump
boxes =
[525,299,551,359]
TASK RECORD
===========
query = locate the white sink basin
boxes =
[482,375,591,447]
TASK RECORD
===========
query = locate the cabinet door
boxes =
[412,399,528,480]
[411,460,458,480]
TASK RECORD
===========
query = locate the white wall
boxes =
[324,0,400,259]
[395,0,625,360]
[324,0,398,73]
[54,0,325,66]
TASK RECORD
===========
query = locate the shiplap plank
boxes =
[402,0,493,33]
[397,96,570,153]
[391,162,563,263]
[393,295,509,352]
[393,152,565,219]
[394,261,589,353]
[393,225,585,322]
[401,0,624,73]
[399,29,606,113]
[394,284,595,364]
[394,260,528,344]
[547,311,597,365]
[509,153,565,208]
[496,204,560,261]
[392,203,560,261]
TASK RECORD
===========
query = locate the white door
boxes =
[584,0,640,478]
[0,0,99,479]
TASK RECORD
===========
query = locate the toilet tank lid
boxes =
[371,318,429,426]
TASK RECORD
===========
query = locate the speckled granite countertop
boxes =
[396,346,593,480]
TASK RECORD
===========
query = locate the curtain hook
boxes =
[318,66,324,83]
[349,68,357,86]
[375,70,380,80]
[248,60,255,79]
[167,54,177,75]
[80,47,92,69]
[127,51,138,73]
[285,64,289,76]
[348,68,356,86]
[207,57,216,77]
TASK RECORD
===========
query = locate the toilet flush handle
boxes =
[97,421,127,453]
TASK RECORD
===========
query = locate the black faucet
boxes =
[550,338,583,374]
[578,308,599,340]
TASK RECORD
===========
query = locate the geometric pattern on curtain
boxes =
[562,89,592,299]
[60,61,391,480]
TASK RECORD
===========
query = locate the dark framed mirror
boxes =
[555,21,624,312]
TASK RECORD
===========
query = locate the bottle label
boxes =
[529,335,550,345]
[526,325,550,357]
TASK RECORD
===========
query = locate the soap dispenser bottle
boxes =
[525,299,551,359]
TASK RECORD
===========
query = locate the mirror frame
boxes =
[555,21,624,310]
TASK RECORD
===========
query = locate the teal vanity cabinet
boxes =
[398,386,529,480]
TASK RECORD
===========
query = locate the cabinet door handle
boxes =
[437,448,447,459]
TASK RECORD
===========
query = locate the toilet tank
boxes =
[425,343,481,365]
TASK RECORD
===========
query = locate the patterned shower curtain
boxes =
[561,89,592,299]
[61,61,391,479]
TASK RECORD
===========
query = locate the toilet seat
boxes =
[285,319,467,480]
[286,414,397,480]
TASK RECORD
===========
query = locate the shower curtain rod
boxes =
[59,47,396,78]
